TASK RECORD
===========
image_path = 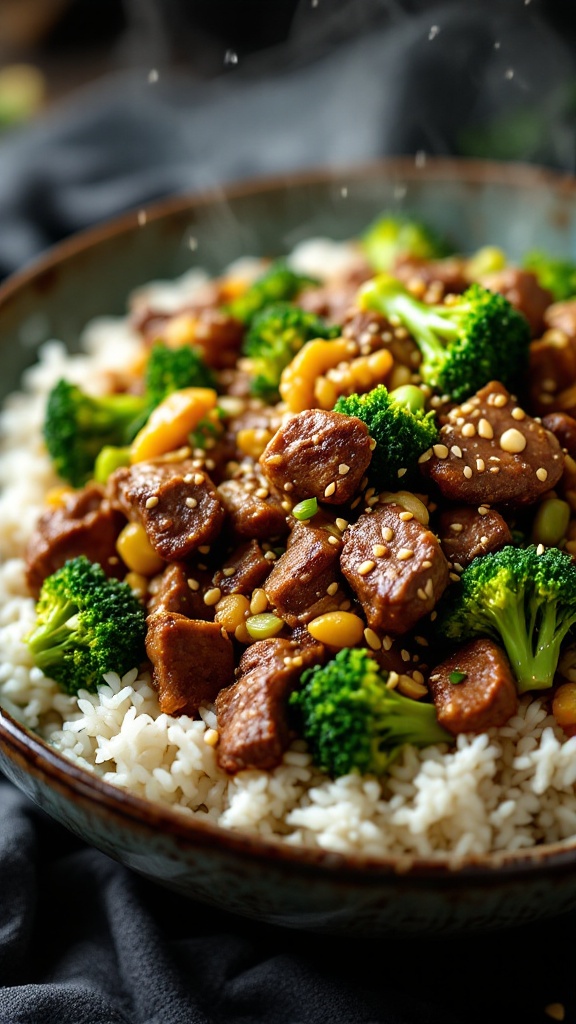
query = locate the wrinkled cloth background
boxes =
[2,2,576,1021]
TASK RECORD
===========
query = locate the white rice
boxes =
[3,240,576,861]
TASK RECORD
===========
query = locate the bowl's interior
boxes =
[4,156,576,891]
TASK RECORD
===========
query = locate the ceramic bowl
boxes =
[3,157,576,936]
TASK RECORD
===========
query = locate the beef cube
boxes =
[264,521,345,626]
[211,539,271,596]
[147,562,213,620]
[217,477,288,541]
[145,612,234,716]
[437,505,512,569]
[428,638,518,735]
[259,408,373,506]
[340,503,450,634]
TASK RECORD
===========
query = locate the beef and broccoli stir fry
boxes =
[23,212,576,782]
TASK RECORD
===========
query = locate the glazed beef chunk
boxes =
[428,638,518,735]
[259,408,373,506]
[145,612,234,716]
[422,380,564,508]
[215,638,325,774]
[211,539,271,596]
[147,561,214,620]
[25,484,125,595]
[479,267,553,337]
[217,477,288,541]
[264,521,345,626]
[108,459,225,560]
[340,503,450,634]
[437,505,513,570]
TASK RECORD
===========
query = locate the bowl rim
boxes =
[4,154,576,883]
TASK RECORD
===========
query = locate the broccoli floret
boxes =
[437,544,576,693]
[522,250,576,302]
[290,647,452,778]
[243,302,340,400]
[224,260,318,324]
[359,274,531,403]
[145,340,215,405]
[333,383,438,489]
[25,556,147,696]
[43,379,149,488]
[361,212,452,272]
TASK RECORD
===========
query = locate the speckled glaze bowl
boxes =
[4,157,576,936]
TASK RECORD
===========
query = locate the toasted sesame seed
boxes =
[450,445,463,458]
[324,482,336,497]
[480,535,489,545]
[204,587,221,606]
[397,468,407,478]
[338,463,350,476]
[183,473,194,483]
[397,548,414,560]
[205,459,216,471]
[425,578,434,598]
[493,392,507,407]
[335,517,349,531]
[422,560,432,569]
[369,438,377,451]
[264,550,277,560]
[450,522,463,532]
[373,544,387,557]
[203,728,219,747]
[500,427,526,453]
[461,423,476,437]
[536,467,548,482]
[418,449,433,463]
[537,543,545,555]
[400,649,411,662]
[222,567,236,577]
[193,472,205,485]
[254,487,269,498]
[198,545,210,554]
[417,587,427,601]
[328,535,340,545]
[281,500,292,512]
[414,637,428,648]
[477,418,494,439]
[382,526,395,541]
[453,562,464,573]
[187,578,200,591]
[145,496,159,509]
[364,627,382,650]
[185,497,198,508]
[489,466,500,473]
[476,458,485,472]
[339,599,351,610]
[386,671,399,689]
[350,496,361,509]
[283,482,293,491]
[326,582,339,596]
[433,443,449,458]
[399,510,414,521]
[312,434,321,445]
[358,559,376,575]
[382,635,393,651]
[463,466,473,479]
[511,406,526,420]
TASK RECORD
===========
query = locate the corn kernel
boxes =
[214,594,250,632]
[307,611,365,647]
[116,522,165,576]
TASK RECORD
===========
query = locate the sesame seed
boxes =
[369,438,377,451]
[489,466,500,473]
[326,582,339,596]
[433,443,449,458]
[183,473,194,483]
[430,610,438,621]
[205,459,216,471]
[364,627,382,650]
[480,535,489,545]
[422,560,432,569]
[425,579,434,598]
[335,518,349,531]
[461,423,476,437]
[264,550,277,560]
[460,402,474,415]
[204,587,221,606]
[193,473,205,485]
[478,505,490,515]
[145,496,159,509]
[414,637,428,648]
[450,445,463,458]
[450,522,463,533]
[187,578,200,591]
[418,449,433,463]
[386,671,399,690]
[453,562,464,573]
[185,497,198,508]
[365,486,376,499]
[254,487,269,498]
[449,572,461,582]
[477,418,494,439]
[399,510,414,521]
[417,587,427,601]
[382,635,393,651]
[324,482,336,497]
[203,728,219,747]
[372,544,387,557]
[382,526,395,541]
[463,466,473,479]
[312,434,321,444]
[400,649,411,662]
[223,567,236,577]
[511,406,526,420]
[537,543,545,555]
[500,428,526,453]
[350,496,361,509]
[338,463,350,475]
[198,545,210,554]
[339,600,351,610]
[492,392,507,407]
[328,535,340,546]
[476,458,485,472]
[397,548,414,560]
[358,559,376,575]
[397,468,407,478]
[536,467,548,482]
[281,500,292,512]
[283,482,293,492]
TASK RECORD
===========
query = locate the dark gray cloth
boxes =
[2,3,576,1022]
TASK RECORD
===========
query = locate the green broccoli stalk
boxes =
[144,340,216,405]
[333,383,438,489]
[224,260,319,324]
[361,212,453,272]
[25,556,147,695]
[358,274,531,403]
[290,647,452,778]
[437,544,576,694]
[522,250,576,302]
[43,379,149,488]
[243,302,340,400]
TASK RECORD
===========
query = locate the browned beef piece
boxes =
[134,303,243,370]
[264,521,345,626]
[422,381,564,508]
[108,459,225,560]
[296,259,373,324]
[392,255,469,296]
[544,300,576,338]
[428,638,518,735]
[341,309,421,369]
[215,637,325,773]
[340,503,449,634]
[479,267,552,337]
[437,505,513,569]
[528,330,576,417]
[25,484,126,596]
[147,562,213,620]
[217,478,288,541]
[541,411,576,460]
[211,539,271,596]
[145,611,234,716]
[260,409,372,506]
